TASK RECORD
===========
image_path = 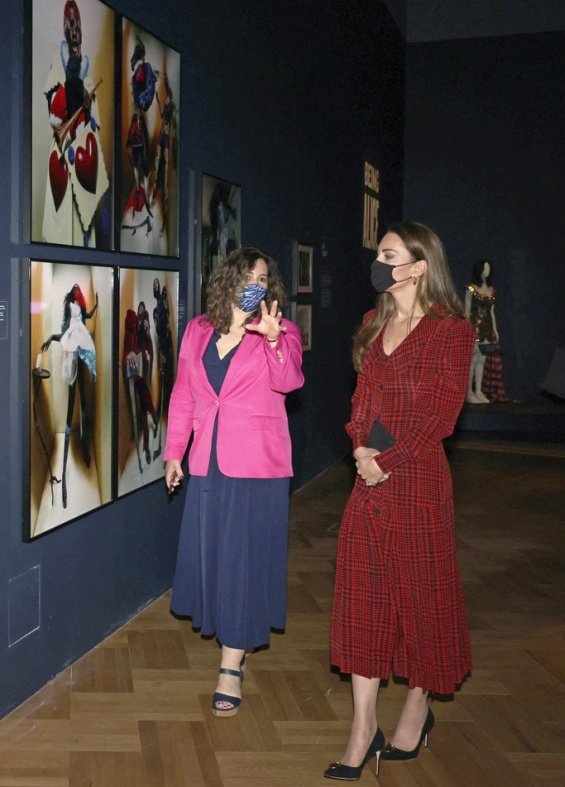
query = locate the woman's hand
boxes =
[41,337,52,352]
[353,446,378,462]
[354,448,390,486]
[244,299,287,343]
[165,460,184,494]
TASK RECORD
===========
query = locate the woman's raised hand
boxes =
[244,299,287,342]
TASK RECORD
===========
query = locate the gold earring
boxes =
[413,277,417,286]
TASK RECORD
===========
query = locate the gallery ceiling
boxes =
[381,0,565,42]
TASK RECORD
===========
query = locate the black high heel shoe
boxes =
[211,655,246,718]
[323,727,385,781]
[379,707,435,765]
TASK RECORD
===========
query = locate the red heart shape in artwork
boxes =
[48,151,68,211]
[75,132,98,194]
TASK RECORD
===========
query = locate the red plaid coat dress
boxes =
[331,311,475,694]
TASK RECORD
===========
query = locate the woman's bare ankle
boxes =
[390,694,428,750]
[341,723,377,766]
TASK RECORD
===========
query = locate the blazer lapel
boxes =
[220,330,260,396]
[193,321,217,397]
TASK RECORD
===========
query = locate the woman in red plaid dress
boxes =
[325,222,475,781]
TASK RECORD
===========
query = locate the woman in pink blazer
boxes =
[165,247,304,717]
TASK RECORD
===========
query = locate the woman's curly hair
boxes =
[204,246,286,333]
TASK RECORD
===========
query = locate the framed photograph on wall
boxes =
[118,18,180,257]
[116,267,179,498]
[30,0,115,249]
[200,173,241,310]
[27,260,114,539]
[292,302,312,352]
[293,242,313,294]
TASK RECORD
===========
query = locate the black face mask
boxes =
[370,259,414,293]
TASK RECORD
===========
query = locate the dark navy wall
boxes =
[403,32,565,400]
[0,0,404,717]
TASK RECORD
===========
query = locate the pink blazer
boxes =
[164,316,304,477]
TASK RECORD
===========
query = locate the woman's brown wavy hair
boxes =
[204,246,286,333]
[352,221,464,371]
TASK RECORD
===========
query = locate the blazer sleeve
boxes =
[163,324,196,461]
[376,317,475,473]
[263,319,305,393]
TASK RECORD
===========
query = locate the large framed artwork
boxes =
[117,267,179,497]
[31,0,115,250]
[28,260,114,539]
[200,173,241,310]
[119,18,180,257]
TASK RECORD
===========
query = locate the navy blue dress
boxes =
[170,334,290,649]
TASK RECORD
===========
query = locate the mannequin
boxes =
[465,259,498,404]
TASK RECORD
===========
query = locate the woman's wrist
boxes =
[373,458,385,475]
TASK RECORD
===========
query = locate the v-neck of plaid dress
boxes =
[330,312,475,694]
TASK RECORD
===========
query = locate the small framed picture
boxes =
[291,302,312,352]
[293,242,313,294]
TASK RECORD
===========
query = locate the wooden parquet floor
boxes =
[1,444,564,786]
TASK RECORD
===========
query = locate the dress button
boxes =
[374,508,381,516]
[214,400,219,406]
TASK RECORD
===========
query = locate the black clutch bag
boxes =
[478,342,501,356]
[367,419,397,451]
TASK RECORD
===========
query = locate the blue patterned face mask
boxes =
[237,283,267,312]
